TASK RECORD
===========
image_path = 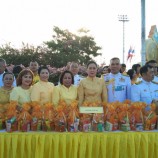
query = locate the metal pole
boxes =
[118,15,129,63]
[141,0,146,65]
[123,21,125,63]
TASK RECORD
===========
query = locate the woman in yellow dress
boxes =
[10,69,33,106]
[31,66,54,105]
[52,70,77,106]
[78,61,107,106]
[0,72,14,104]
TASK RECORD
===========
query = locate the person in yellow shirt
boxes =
[29,61,40,85]
[78,61,107,106]
[10,69,33,106]
[0,72,14,104]
[31,66,54,105]
[52,70,77,106]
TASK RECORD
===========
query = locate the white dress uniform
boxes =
[131,79,158,104]
[74,74,84,86]
[136,76,142,83]
[153,76,158,83]
[104,72,131,102]
[136,75,158,83]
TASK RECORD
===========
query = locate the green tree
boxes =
[45,26,102,67]
[0,27,102,67]
[0,43,49,66]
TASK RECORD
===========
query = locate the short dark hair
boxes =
[2,72,14,80]
[38,66,50,75]
[87,61,97,68]
[127,69,135,80]
[13,65,23,74]
[59,70,74,85]
[102,66,110,73]
[132,64,141,72]
[121,64,126,67]
[140,65,151,76]
[145,60,157,65]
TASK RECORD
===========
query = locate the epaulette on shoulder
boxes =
[152,81,158,84]
[103,73,109,76]
[135,81,142,85]
[122,74,129,77]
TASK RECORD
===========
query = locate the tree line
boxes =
[0,26,102,67]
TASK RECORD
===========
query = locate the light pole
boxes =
[141,0,146,65]
[118,15,129,63]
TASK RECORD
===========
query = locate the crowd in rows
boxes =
[0,57,158,108]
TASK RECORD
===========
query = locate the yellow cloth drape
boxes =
[0,132,158,158]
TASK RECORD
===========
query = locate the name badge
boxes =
[79,107,103,113]
[115,86,124,91]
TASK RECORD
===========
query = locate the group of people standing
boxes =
[0,57,158,108]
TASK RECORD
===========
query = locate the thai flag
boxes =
[127,46,135,62]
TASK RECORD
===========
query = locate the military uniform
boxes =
[131,79,158,104]
[136,76,142,83]
[104,72,131,102]
[153,75,158,83]
[74,74,84,86]
[136,75,158,83]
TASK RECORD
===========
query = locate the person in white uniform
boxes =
[104,57,131,102]
[70,62,83,86]
[131,65,158,104]
[145,60,158,83]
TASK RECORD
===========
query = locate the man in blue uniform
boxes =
[104,57,131,102]
[145,60,158,83]
[131,65,158,104]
